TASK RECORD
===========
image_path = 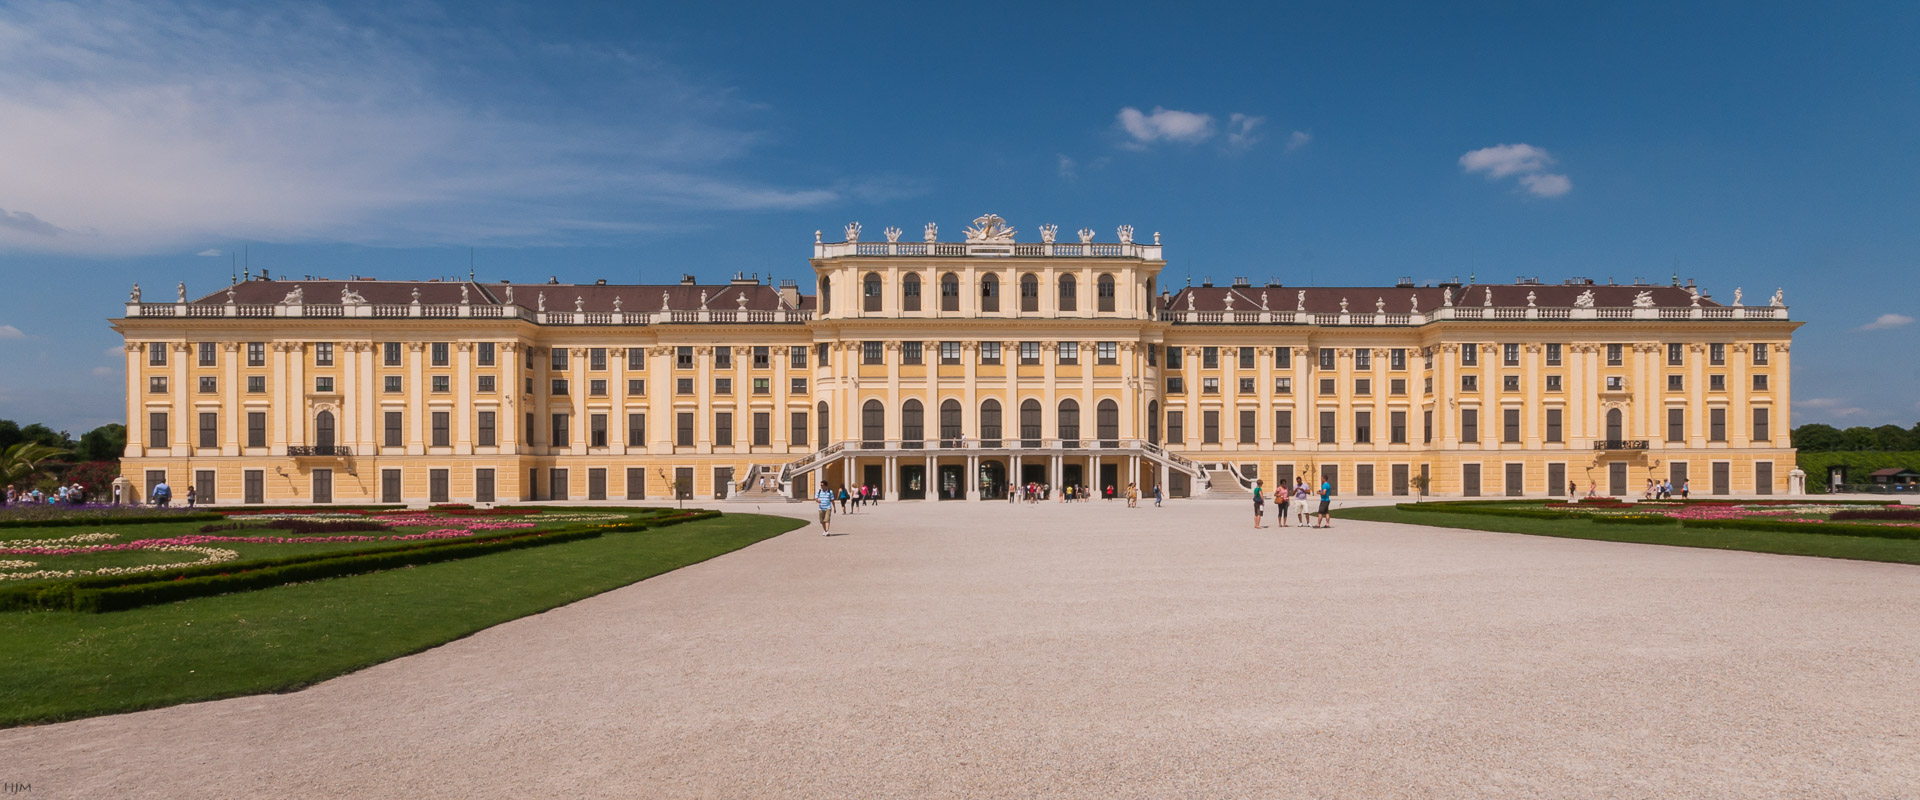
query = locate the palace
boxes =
[112,214,1801,505]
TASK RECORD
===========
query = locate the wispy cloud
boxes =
[0,0,857,255]
[1226,113,1265,151]
[1057,155,1077,180]
[1460,143,1572,198]
[196,248,222,257]
[1857,313,1915,331]
[1285,130,1312,152]
[90,365,113,377]
[0,324,25,340]
[1117,107,1217,149]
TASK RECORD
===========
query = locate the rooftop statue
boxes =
[341,284,367,305]
[1186,292,1195,311]
[1039,224,1058,244]
[844,222,861,243]
[964,213,1016,243]
[924,222,938,242]
[1632,290,1656,308]
[129,283,141,303]
[1340,297,1349,313]
[410,286,421,304]
[613,296,622,312]
[283,285,304,304]
[1483,287,1493,307]
[1770,287,1785,307]
[537,291,546,312]
[1296,290,1306,312]
[227,287,236,304]
[1224,292,1234,311]
[1442,287,1453,307]
[1077,228,1094,244]
[662,291,671,311]
[1375,297,1385,313]
[1574,289,1595,308]
[1410,293,1419,313]
[460,284,470,304]
[1116,225,1134,245]
[884,226,901,243]
[1526,290,1536,307]
[1733,287,1744,307]
[504,285,514,303]
[575,296,584,312]
[177,282,186,303]
[1260,291,1269,311]
[737,292,748,310]
[699,290,709,310]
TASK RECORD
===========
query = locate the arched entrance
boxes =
[978,459,1008,500]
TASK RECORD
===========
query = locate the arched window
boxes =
[1020,398,1042,445]
[940,399,962,446]
[1058,274,1078,312]
[314,410,336,449]
[902,273,922,312]
[1097,274,1116,312]
[1147,400,1160,445]
[1097,399,1120,446]
[863,272,883,312]
[1019,273,1039,312]
[981,273,1000,312]
[902,399,924,447]
[1058,398,1080,446]
[862,399,885,446]
[940,273,960,311]
[818,277,831,314]
[1606,408,1623,442]
[817,401,830,449]
[980,399,1003,446]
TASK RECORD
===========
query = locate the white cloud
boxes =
[1226,113,1265,150]
[103,345,123,360]
[90,365,112,377]
[1285,130,1312,152]
[1857,313,1915,331]
[1460,143,1572,198]
[1057,155,1077,179]
[1799,398,1844,409]
[0,324,25,339]
[0,0,855,255]
[196,248,222,256]
[1117,107,1216,148]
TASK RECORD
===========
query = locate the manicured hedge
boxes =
[1679,517,1920,541]
[1589,514,1679,525]
[0,512,223,530]
[1832,507,1920,521]
[1391,503,1572,520]
[1796,451,1920,493]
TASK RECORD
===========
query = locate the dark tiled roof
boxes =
[1160,284,1720,313]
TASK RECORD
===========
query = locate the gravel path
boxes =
[5,500,1919,798]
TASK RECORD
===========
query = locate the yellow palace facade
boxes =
[112,214,1802,505]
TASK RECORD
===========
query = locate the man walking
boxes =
[1252,479,1265,528]
[817,481,836,535]
[1316,476,1334,528]
[1152,483,1163,507]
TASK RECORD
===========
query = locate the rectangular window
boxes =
[1667,407,1685,442]
[940,341,960,364]
[1461,408,1478,442]
[1668,343,1684,366]
[1390,411,1407,444]
[627,378,644,394]
[792,377,808,394]
[244,469,264,504]
[550,469,569,501]
[1238,409,1255,443]
[431,342,449,366]
[1753,374,1769,391]
[1355,411,1372,444]
[1669,374,1684,392]
[676,412,694,447]
[551,348,568,370]
[430,375,448,393]
[477,411,496,446]
[1348,350,1368,371]
[1424,410,1433,444]
[1238,377,1255,393]
[149,376,168,394]
[146,344,168,367]
[550,413,569,446]
[1202,347,1220,369]
[1202,410,1220,444]
[1057,341,1078,365]
[1710,343,1726,365]
[817,343,830,367]
[1503,408,1520,443]
[791,347,808,369]
[1356,464,1374,497]
[1098,341,1117,364]
[1709,374,1726,392]
[198,412,218,448]
[431,411,450,447]
[1166,377,1185,394]
[791,410,808,447]
[1319,378,1335,395]
[1546,343,1562,366]
[1167,411,1184,444]
[314,342,333,366]
[715,412,733,444]
[1147,344,1158,367]
[590,413,608,447]
[1753,343,1769,365]
[1203,377,1220,394]
[1607,344,1623,365]
[1390,378,1406,395]
[429,469,449,503]
[1276,409,1293,441]
[586,468,607,501]
[198,342,216,366]
[384,342,402,366]
[384,375,402,393]
[588,347,606,371]
[1167,347,1183,369]
[550,378,567,395]
[478,375,496,393]
[1709,408,1727,441]
[903,341,923,365]
[477,342,495,366]
[1461,375,1478,392]
[1389,348,1406,370]
[315,376,335,394]
[753,412,771,446]
[980,341,1001,365]
[676,378,694,395]
[676,346,694,369]
[628,412,646,446]
[1020,341,1040,364]
[149,411,169,444]
[1502,375,1519,392]
[1319,411,1336,443]
[750,346,769,369]
[247,412,266,448]
[1546,408,1563,443]
[1238,347,1255,369]
[590,379,607,396]
[1318,348,1335,369]
[248,342,265,366]
[199,376,217,394]
[714,378,732,395]
[1355,378,1371,396]
[863,341,884,364]
[1275,377,1292,394]
[1753,407,1770,442]
[476,469,496,503]
[1275,347,1291,369]
[1545,375,1562,391]
[753,377,770,394]
[1460,345,1477,366]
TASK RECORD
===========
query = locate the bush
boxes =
[1831,507,1920,521]
[1590,514,1679,525]
[0,507,222,529]
[1391,503,1572,520]
[1679,517,1920,541]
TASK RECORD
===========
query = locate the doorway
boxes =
[312,469,333,504]
[978,460,1007,499]
[1608,461,1628,496]
[900,464,926,499]
[1021,463,1048,488]
[1063,462,1084,490]
[938,464,966,500]
[1099,463,1119,495]
[714,467,732,499]
[861,464,882,494]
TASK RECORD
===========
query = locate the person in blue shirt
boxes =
[1251,479,1265,528]
[816,481,836,535]
[1316,479,1333,528]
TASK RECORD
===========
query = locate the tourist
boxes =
[1105,484,1115,500]
[816,481,835,535]
[1568,479,1577,498]
[837,485,850,514]
[1153,483,1163,507]
[1316,477,1333,528]
[1252,479,1264,528]
[1275,481,1290,527]
[1644,478,1655,500]
[1295,479,1313,526]
[185,484,197,508]
[3,486,14,506]
[151,478,172,507]
[1126,482,1137,508]
[1680,480,1690,500]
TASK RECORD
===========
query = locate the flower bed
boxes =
[200,519,391,534]
[0,504,221,529]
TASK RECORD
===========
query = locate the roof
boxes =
[1160,283,1722,314]
[1868,468,1919,478]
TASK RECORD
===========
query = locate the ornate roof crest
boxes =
[963,213,1017,243]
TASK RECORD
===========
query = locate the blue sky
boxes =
[1,0,1916,433]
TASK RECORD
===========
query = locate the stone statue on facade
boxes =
[613,295,622,312]
[283,285,305,304]
[537,291,546,312]
[504,285,514,303]
[1186,292,1196,311]
[341,284,367,305]
[1410,293,1419,313]
[1224,292,1234,311]
[129,283,141,303]
[410,286,421,304]
[661,291,671,311]
[575,296,584,312]
[1260,291,1269,311]
[1039,224,1057,244]
[1340,297,1349,313]
[1632,290,1656,308]
[964,213,1016,243]
[884,226,901,243]
[1770,287,1785,307]
[1526,290,1536,307]
[844,222,861,243]
[1442,287,1453,307]
[1154,231,1161,245]
[1375,297,1385,313]
[460,284,470,304]
[1690,287,1701,308]
[177,282,186,303]
[1116,225,1134,245]
[699,290,709,310]
[1574,289,1595,308]
[1297,290,1306,312]
[1732,287,1743,307]
[737,292,748,310]
[924,222,938,242]
[1483,287,1493,307]
[227,287,236,304]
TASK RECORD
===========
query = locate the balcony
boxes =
[1592,440,1648,451]
[288,445,353,457]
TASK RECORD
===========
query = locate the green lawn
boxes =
[0,512,804,728]
[1337,504,1920,565]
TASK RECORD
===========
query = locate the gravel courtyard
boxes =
[5,499,1919,798]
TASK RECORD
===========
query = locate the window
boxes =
[715,378,732,395]
[1546,408,1563,443]
[1709,343,1726,365]
[431,375,449,393]
[478,342,495,366]
[863,341,883,364]
[551,348,568,370]
[864,401,885,443]
[314,342,333,366]
[1093,341,1117,365]
[1239,377,1255,393]
[375,375,398,394]
[676,347,694,369]
[431,411,450,447]
[1275,347,1291,369]
[1355,350,1371,370]
[1753,407,1770,441]
[550,378,568,395]
[431,342,449,366]
[791,377,808,394]
[589,348,607,370]
[981,341,1001,365]
[315,376,335,393]
[940,273,960,311]
[1753,343,1769,365]
[1203,347,1220,369]
[1502,375,1519,392]
[1545,375,1561,392]
[383,412,403,447]
[753,412,771,446]
[1238,347,1256,369]
[551,413,569,446]
[1203,377,1220,394]
[933,341,959,365]
[753,378,770,395]
[1275,377,1293,394]
[199,376,217,394]
[1167,347,1183,369]
[1669,375,1684,391]
[1318,411,1335,443]
[1319,378,1335,395]
[198,342,216,366]
[1058,341,1078,365]
[1020,341,1040,365]
[676,413,694,446]
[1503,408,1520,443]
[1461,375,1478,392]
[1502,343,1519,366]
[1606,375,1625,391]
[715,348,731,369]
[1319,348,1335,369]
[903,341,923,365]
[149,376,168,394]
[939,400,961,444]
[478,412,496,446]
[628,412,646,446]
[478,375,496,393]
[981,273,1000,312]
[1461,408,1479,442]
[1390,411,1407,444]
[384,342,402,366]
[1546,343,1562,366]
[1239,409,1256,443]
[1606,344,1623,365]
[1276,409,1293,441]
[1355,379,1372,396]
[751,346,770,369]
[1390,378,1407,395]
[1389,348,1406,370]
[1355,411,1371,443]
[1058,399,1080,444]
[1667,407,1685,442]
[1460,345,1477,367]
[248,342,265,366]
[1167,410,1184,444]
[1166,377,1185,394]
[1019,273,1039,312]
[590,414,608,447]
[247,412,266,448]
[1202,410,1220,444]
[1709,374,1726,392]
[1058,274,1077,311]
[1709,408,1727,441]
[792,410,809,446]
[198,412,217,448]
[1753,374,1768,391]
[902,274,922,312]
[982,400,1004,444]
[791,346,808,369]
[590,379,607,396]
[1424,410,1433,444]
[1424,377,1433,394]
[1668,343,1684,366]
[148,343,168,366]
[863,272,883,312]
[1097,274,1116,312]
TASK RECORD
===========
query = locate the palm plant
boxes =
[2,442,72,490]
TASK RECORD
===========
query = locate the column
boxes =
[501,343,522,450]
[454,342,473,452]
[222,343,241,455]
[171,343,189,449]
[1687,343,1705,448]
[407,342,426,455]
[124,344,144,456]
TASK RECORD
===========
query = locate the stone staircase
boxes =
[1202,468,1254,500]
[728,464,797,503]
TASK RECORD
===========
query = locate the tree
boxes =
[15,423,71,449]
[1872,424,1915,452]
[76,424,127,462]
[1792,424,1842,452]
[2,442,72,491]
[0,419,20,452]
